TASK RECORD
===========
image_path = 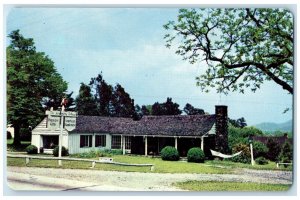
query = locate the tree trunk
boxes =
[12,124,21,146]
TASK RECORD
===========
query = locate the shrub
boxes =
[39,147,44,154]
[187,147,205,163]
[278,141,293,164]
[53,146,69,157]
[253,141,269,158]
[266,138,282,161]
[230,143,251,164]
[69,149,122,158]
[160,146,179,161]
[25,145,38,154]
[255,156,268,165]
[228,125,263,149]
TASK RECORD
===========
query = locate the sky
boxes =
[5,7,293,126]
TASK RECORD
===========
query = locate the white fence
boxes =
[7,154,155,171]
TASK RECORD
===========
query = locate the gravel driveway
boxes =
[6,166,293,191]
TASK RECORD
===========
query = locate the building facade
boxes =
[31,105,229,157]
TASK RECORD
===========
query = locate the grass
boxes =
[173,180,292,191]
[7,155,232,174]
[206,160,293,171]
[7,152,292,173]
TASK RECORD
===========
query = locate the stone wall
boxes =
[215,105,229,153]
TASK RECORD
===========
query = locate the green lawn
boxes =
[173,180,291,191]
[206,160,292,171]
[7,155,232,174]
[7,154,292,174]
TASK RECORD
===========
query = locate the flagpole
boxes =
[58,105,64,166]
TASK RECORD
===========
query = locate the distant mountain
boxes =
[254,119,293,132]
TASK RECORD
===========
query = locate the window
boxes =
[111,135,121,149]
[95,135,106,147]
[125,136,131,150]
[80,135,92,148]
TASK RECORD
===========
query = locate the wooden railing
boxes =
[7,154,155,171]
[276,162,292,168]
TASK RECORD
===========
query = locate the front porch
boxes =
[127,135,215,158]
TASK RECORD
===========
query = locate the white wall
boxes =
[68,133,111,154]
[31,134,41,153]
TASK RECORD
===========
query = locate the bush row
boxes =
[25,145,69,157]
[160,146,205,163]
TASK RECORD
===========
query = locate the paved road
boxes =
[6,166,293,191]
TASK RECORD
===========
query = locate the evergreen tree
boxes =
[152,98,182,115]
[89,73,113,116]
[141,105,150,115]
[278,141,293,163]
[111,84,135,117]
[183,103,205,115]
[75,83,98,115]
[44,92,75,111]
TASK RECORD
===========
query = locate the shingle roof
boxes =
[71,114,216,137]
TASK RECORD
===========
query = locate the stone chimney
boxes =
[215,105,229,153]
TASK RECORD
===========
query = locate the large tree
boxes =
[89,73,135,117]
[111,84,135,117]
[89,73,113,116]
[164,8,293,94]
[7,30,68,145]
[183,103,205,115]
[75,83,98,115]
[152,98,182,115]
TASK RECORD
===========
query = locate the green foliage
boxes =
[70,149,123,158]
[152,98,182,115]
[160,146,180,161]
[228,125,263,149]
[53,146,69,157]
[164,8,293,94]
[7,30,68,146]
[229,143,251,164]
[75,83,98,115]
[87,73,135,117]
[255,156,269,165]
[253,141,269,158]
[229,117,247,128]
[278,142,293,164]
[141,105,151,115]
[183,103,205,115]
[44,92,75,111]
[187,147,205,163]
[25,145,38,154]
[266,138,282,161]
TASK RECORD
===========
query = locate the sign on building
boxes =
[64,116,77,131]
[46,110,77,131]
[47,115,60,130]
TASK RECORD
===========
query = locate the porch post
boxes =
[175,137,178,149]
[145,136,148,156]
[122,136,126,155]
[201,136,204,151]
